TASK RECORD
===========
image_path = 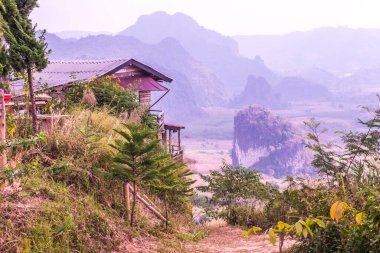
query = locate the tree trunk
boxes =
[0,89,6,168]
[164,192,168,230]
[27,68,38,133]
[279,230,285,253]
[130,182,137,226]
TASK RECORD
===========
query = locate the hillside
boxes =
[45,33,226,122]
[0,109,202,252]
[231,75,285,109]
[119,11,239,58]
[275,77,331,101]
[120,12,280,94]
[55,30,113,39]
[234,27,380,73]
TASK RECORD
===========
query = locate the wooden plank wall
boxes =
[139,91,151,107]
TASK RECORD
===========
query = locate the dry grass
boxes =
[82,89,97,107]
[0,107,200,252]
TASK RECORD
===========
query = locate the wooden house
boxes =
[10,59,185,160]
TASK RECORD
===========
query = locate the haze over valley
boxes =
[45,11,379,178]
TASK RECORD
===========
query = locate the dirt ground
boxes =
[186,226,295,253]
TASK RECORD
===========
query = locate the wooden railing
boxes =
[169,145,184,161]
[148,109,164,130]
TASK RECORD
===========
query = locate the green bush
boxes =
[291,195,380,253]
[197,162,275,226]
[228,205,267,228]
[64,76,139,115]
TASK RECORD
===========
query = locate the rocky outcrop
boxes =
[232,106,313,178]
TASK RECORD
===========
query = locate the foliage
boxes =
[110,123,166,226]
[65,76,139,115]
[0,170,121,252]
[264,177,331,226]
[241,226,261,241]
[148,154,195,229]
[288,99,380,252]
[227,204,267,227]
[42,108,129,197]
[0,133,45,192]
[237,98,380,253]
[0,108,195,252]
[0,45,10,76]
[0,132,46,154]
[0,0,50,133]
[198,162,275,224]
[290,196,380,253]
[141,111,160,130]
[0,0,49,72]
[305,106,380,195]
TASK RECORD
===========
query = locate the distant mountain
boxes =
[55,30,113,39]
[234,27,380,73]
[336,66,380,94]
[120,12,279,94]
[231,75,285,108]
[275,77,331,101]
[119,12,238,59]
[297,67,339,89]
[45,33,228,122]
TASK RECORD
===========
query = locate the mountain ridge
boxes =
[234,27,380,73]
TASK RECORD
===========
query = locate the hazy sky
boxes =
[31,0,380,35]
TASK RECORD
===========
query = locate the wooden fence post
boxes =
[0,89,6,168]
[123,181,130,220]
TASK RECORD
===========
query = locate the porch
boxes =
[148,110,185,161]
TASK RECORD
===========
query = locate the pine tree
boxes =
[14,0,38,17]
[149,158,194,229]
[110,123,165,226]
[0,0,50,133]
[0,43,10,82]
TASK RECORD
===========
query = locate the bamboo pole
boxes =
[141,192,162,213]
[129,185,167,222]
[123,182,130,219]
[0,89,6,168]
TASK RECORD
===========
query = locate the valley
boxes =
[1,1,380,252]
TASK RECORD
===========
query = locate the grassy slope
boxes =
[0,108,203,252]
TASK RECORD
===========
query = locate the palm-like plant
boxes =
[110,123,164,226]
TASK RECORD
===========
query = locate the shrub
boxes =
[64,76,139,115]
[228,205,267,227]
[290,195,380,253]
[198,162,275,225]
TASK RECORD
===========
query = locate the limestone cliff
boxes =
[232,106,313,178]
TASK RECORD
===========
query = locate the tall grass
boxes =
[0,108,137,252]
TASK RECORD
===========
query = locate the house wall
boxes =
[139,91,151,107]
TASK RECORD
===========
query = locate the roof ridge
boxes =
[49,59,129,64]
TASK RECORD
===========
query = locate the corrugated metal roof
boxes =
[11,59,172,95]
[119,76,168,91]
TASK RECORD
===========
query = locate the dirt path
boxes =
[186,226,295,253]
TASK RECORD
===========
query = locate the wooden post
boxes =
[168,130,172,154]
[123,182,130,219]
[0,90,6,168]
[162,130,167,149]
[178,129,181,150]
